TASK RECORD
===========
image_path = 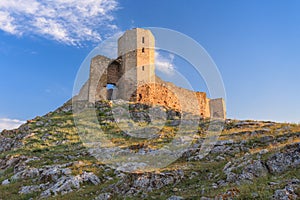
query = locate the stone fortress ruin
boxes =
[78,28,226,119]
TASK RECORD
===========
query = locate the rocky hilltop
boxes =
[0,100,299,200]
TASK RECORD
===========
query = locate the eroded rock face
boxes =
[0,125,29,153]
[272,179,300,200]
[108,170,184,196]
[223,155,268,184]
[2,159,101,198]
[222,143,300,186]
[40,175,82,197]
[19,171,101,198]
[19,183,49,194]
[266,143,300,174]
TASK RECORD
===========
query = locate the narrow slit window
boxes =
[142,37,144,43]
[142,66,144,71]
[142,47,144,53]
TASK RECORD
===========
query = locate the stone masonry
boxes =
[76,28,226,119]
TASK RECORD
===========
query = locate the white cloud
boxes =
[0,118,25,131]
[0,0,118,45]
[155,51,176,76]
[0,11,18,34]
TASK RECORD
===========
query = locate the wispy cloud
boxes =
[0,0,119,45]
[0,118,25,131]
[155,51,176,76]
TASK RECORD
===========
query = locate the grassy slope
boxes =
[0,101,299,199]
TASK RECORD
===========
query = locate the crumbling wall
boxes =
[88,55,112,102]
[73,81,89,101]
[132,76,211,117]
[86,54,225,118]
[107,60,121,85]
[135,83,181,111]
[209,98,226,119]
[117,50,137,100]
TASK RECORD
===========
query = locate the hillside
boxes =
[0,100,299,200]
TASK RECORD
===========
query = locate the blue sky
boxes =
[0,0,300,130]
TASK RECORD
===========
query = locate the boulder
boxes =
[1,179,10,185]
[94,193,112,200]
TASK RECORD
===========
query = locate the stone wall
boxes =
[88,55,112,102]
[132,76,211,117]
[117,50,138,100]
[107,60,121,85]
[209,98,226,119]
[73,81,89,101]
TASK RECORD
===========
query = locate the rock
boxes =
[19,185,40,194]
[211,145,226,154]
[216,140,234,146]
[94,193,112,200]
[189,171,199,179]
[61,168,72,175]
[225,172,238,183]
[272,179,300,200]
[167,196,184,200]
[260,136,274,143]
[216,156,225,161]
[243,160,268,177]
[62,105,72,112]
[81,171,101,185]
[268,181,280,186]
[19,183,49,194]
[223,157,267,183]
[235,121,260,127]
[40,175,82,197]
[0,136,23,153]
[36,121,44,126]
[39,163,73,182]
[215,188,240,199]
[289,179,300,184]
[1,179,10,185]
[212,183,218,189]
[266,143,300,174]
[116,162,148,172]
[39,171,100,197]
[169,120,181,126]
[110,170,184,196]
[259,149,269,155]
[251,192,259,198]
[11,167,40,180]
[273,188,297,200]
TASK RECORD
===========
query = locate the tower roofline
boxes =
[118,28,154,41]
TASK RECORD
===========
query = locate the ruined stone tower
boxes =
[117,28,155,100]
[82,28,226,119]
